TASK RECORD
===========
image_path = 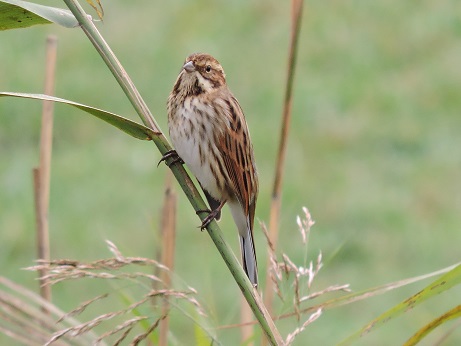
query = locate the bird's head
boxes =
[178,53,227,95]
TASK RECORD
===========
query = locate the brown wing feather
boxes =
[215,93,258,228]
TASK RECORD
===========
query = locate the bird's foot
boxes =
[158,150,184,167]
[197,200,226,230]
[198,208,220,230]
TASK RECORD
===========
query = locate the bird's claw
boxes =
[197,208,219,231]
[197,199,226,231]
[196,209,211,215]
[158,150,184,167]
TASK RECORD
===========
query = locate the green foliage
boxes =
[405,305,461,345]
[0,92,157,140]
[0,0,78,30]
[339,264,461,345]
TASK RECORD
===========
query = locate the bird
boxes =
[165,53,259,286]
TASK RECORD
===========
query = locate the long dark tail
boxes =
[239,229,258,287]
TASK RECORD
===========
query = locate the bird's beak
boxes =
[182,61,195,73]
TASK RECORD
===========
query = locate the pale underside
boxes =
[167,63,258,285]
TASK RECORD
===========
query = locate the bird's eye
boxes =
[205,65,212,72]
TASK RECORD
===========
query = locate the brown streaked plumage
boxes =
[167,53,259,286]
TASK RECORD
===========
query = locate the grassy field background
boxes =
[1,1,461,345]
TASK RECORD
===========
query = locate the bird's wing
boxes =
[216,94,258,229]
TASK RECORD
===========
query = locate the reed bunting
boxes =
[166,53,259,286]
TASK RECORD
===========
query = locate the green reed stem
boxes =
[62,0,282,344]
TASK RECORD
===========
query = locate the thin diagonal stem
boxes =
[264,0,304,321]
[62,1,282,344]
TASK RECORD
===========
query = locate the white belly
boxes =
[169,99,223,200]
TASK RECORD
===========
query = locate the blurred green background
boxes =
[1,0,461,345]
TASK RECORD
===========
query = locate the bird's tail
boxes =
[239,229,258,287]
[228,200,258,286]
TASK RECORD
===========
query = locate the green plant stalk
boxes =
[338,263,461,346]
[62,0,282,344]
[404,305,461,346]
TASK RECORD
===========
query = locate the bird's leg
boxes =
[158,150,184,167]
[199,200,227,230]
